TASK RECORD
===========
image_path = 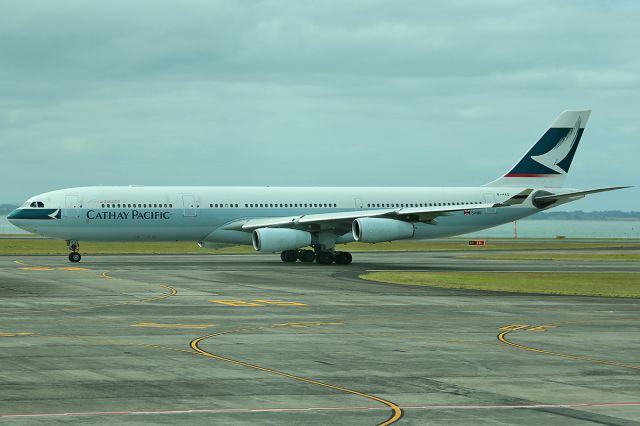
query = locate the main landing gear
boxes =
[66,240,82,263]
[280,249,352,265]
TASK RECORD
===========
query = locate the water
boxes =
[1,216,639,238]
[466,219,640,239]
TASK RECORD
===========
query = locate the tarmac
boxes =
[1,247,639,425]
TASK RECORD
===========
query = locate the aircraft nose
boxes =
[7,209,20,222]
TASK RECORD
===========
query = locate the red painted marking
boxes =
[504,173,553,177]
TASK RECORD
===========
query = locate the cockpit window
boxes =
[37,202,44,208]
[30,202,37,207]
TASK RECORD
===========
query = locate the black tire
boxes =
[280,250,298,263]
[334,251,352,265]
[68,252,81,263]
[298,250,315,263]
[315,251,334,265]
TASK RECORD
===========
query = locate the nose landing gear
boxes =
[66,240,82,263]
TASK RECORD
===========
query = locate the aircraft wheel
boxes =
[315,251,334,265]
[68,252,81,263]
[334,251,352,265]
[280,250,298,263]
[298,250,315,263]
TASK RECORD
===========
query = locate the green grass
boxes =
[461,253,640,262]
[0,238,639,255]
[0,240,255,255]
[360,271,640,298]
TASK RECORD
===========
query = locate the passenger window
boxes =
[102,204,105,208]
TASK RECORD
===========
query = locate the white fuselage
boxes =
[10,186,541,245]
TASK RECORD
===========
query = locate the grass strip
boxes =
[461,253,640,262]
[360,271,640,298]
[0,240,254,255]
[0,238,639,255]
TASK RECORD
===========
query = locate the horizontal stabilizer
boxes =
[533,186,631,203]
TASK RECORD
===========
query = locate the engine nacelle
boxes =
[352,218,415,243]
[252,228,312,252]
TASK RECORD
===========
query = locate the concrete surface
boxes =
[1,249,639,425]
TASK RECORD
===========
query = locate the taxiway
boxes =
[1,249,639,425]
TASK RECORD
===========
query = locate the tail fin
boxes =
[484,110,591,188]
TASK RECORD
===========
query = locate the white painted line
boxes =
[3,402,639,418]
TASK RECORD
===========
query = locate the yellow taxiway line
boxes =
[498,328,640,370]
[190,330,403,426]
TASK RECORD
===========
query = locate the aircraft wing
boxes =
[223,202,501,234]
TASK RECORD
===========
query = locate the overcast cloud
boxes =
[1,0,638,210]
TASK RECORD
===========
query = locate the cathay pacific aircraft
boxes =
[8,110,627,264]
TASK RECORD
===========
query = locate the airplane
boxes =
[7,110,628,265]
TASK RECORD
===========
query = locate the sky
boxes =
[1,0,638,210]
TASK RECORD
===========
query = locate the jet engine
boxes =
[352,218,415,243]
[252,228,312,252]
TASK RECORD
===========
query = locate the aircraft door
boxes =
[354,198,363,209]
[182,195,196,217]
[64,195,80,218]
[483,192,497,214]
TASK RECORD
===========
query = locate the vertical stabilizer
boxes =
[484,110,591,188]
